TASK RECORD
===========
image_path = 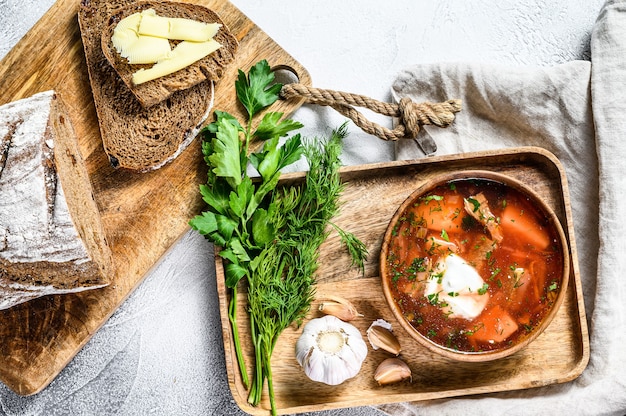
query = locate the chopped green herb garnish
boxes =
[427,292,440,305]
[432,271,445,284]
[489,268,501,280]
[466,197,481,212]
[478,283,489,295]
[407,257,427,275]
[464,323,484,337]
[423,195,444,202]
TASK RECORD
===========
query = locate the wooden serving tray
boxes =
[218,147,590,414]
[0,0,310,396]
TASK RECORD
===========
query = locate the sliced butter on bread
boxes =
[78,0,229,172]
[0,91,113,310]
[101,1,238,108]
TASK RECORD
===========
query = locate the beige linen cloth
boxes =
[381,0,626,415]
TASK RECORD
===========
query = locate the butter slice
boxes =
[119,36,172,65]
[132,39,222,85]
[112,11,171,64]
[138,13,221,42]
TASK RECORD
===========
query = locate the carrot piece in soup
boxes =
[470,305,519,343]
[500,206,551,249]
[413,195,465,233]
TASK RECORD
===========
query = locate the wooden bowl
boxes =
[380,170,570,362]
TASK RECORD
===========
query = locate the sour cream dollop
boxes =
[424,253,488,320]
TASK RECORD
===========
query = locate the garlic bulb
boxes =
[295,315,368,385]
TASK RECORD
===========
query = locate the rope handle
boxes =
[279,83,462,142]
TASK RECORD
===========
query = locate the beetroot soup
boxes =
[383,177,566,354]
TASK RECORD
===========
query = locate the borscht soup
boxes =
[381,172,569,358]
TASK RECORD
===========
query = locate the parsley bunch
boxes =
[191,60,303,290]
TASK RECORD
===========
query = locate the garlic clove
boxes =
[296,315,367,385]
[318,295,363,321]
[374,357,412,385]
[367,319,401,355]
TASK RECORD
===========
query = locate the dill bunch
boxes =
[246,124,368,413]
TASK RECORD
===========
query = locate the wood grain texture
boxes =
[217,147,590,414]
[0,0,310,396]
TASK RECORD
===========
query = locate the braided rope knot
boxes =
[398,97,422,138]
[398,97,462,139]
[279,83,461,144]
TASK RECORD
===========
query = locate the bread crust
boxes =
[101,1,238,108]
[78,0,232,172]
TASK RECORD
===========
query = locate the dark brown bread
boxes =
[101,1,238,108]
[78,0,235,172]
[49,93,113,287]
[0,91,112,309]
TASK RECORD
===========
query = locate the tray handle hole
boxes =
[271,64,301,86]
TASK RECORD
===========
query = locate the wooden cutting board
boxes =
[0,0,310,396]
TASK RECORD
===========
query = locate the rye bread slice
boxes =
[0,91,112,309]
[78,0,223,172]
[101,1,238,108]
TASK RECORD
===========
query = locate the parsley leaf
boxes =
[235,60,282,118]
[208,118,243,189]
[189,211,218,236]
[254,111,304,141]
[199,182,230,216]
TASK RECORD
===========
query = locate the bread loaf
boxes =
[101,1,238,108]
[0,91,112,310]
[78,0,233,172]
